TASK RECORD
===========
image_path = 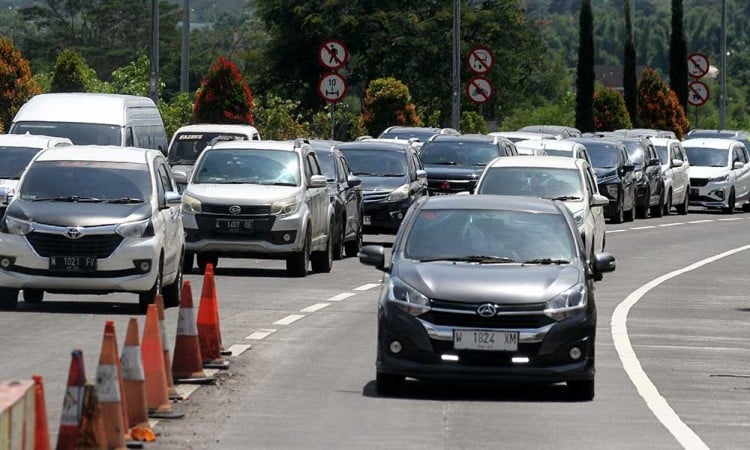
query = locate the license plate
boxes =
[432,192,452,196]
[363,215,371,225]
[453,329,519,351]
[49,256,97,272]
[215,219,254,233]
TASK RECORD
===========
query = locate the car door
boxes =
[338,154,360,240]
[644,143,661,204]
[155,159,181,275]
[583,163,605,254]
[305,152,328,247]
[739,146,750,201]
[731,145,750,201]
[409,149,427,198]
[619,145,636,210]
[671,142,689,203]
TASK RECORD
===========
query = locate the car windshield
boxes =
[623,142,645,167]
[584,142,618,168]
[0,147,43,179]
[338,149,407,177]
[379,130,436,142]
[544,149,573,157]
[478,167,583,199]
[419,141,499,166]
[18,161,150,200]
[193,149,300,186]
[655,145,669,164]
[11,121,121,146]
[684,147,728,167]
[403,209,575,262]
[316,151,336,181]
[168,132,249,164]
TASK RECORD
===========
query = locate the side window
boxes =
[335,156,347,183]
[125,127,134,147]
[303,155,313,180]
[309,154,322,176]
[741,147,750,163]
[340,157,353,178]
[411,152,422,172]
[583,167,595,195]
[157,163,174,194]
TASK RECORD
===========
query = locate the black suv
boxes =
[420,135,517,195]
[336,141,427,234]
[619,138,665,218]
[571,138,636,223]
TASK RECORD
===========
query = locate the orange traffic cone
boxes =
[32,375,50,450]
[74,383,107,450]
[197,264,229,369]
[56,349,86,450]
[142,304,184,420]
[104,321,131,444]
[121,318,155,442]
[96,323,126,449]
[173,281,216,384]
[154,295,181,400]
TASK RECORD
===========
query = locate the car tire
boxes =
[677,188,690,215]
[333,219,345,261]
[610,200,624,224]
[568,379,595,401]
[23,289,44,304]
[286,229,310,277]
[182,251,194,275]
[742,202,750,212]
[311,223,334,273]
[162,255,183,309]
[722,189,735,214]
[663,189,672,215]
[0,287,19,311]
[375,372,404,396]
[197,254,219,273]
[651,187,665,218]
[623,199,635,222]
[138,263,162,313]
[636,189,649,219]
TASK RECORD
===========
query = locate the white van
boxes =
[9,93,168,153]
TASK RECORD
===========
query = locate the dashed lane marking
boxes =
[246,329,276,340]
[226,344,253,356]
[273,314,306,325]
[659,223,685,227]
[688,219,714,224]
[630,226,656,230]
[353,283,380,291]
[328,292,356,302]
[607,229,628,233]
[301,303,330,313]
[717,217,743,221]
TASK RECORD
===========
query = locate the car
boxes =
[378,126,460,144]
[569,138,636,223]
[613,128,677,139]
[0,145,184,311]
[336,140,427,234]
[167,124,262,192]
[488,131,559,143]
[684,129,750,147]
[683,138,750,213]
[309,140,363,259]
[419,135,516,196]
[359,195,616,399]
[0,134,73,215]
[176,139,335,277]
[514,140,548,156]
[540,140,592,165]
[618,138,665,218]
[475,155,608,260]
[517,125,582,138]
[650,138,691,215]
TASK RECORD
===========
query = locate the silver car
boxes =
[176,139,335,277]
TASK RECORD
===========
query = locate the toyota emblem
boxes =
[229,205,242,215]
[477,303,497,318]
[441,181,452,191]
[65,227,83,240]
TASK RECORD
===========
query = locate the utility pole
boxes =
[149,0,160,103]
[451,0,461,130]
[180,0,190,92]
[719,0,727,128]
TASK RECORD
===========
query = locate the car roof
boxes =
[486,155,582,169]
[173,124,259,134]
[681,138,741,150]
[514,140,546,150]
[336,141,410,152]
[569,137,621,147]
[35,145,156,164]
[489,131,557,140]
[0,134,72,148]
[13,93,156,125]
[649,137,677,146]
[427,134,494,143]
[542,140,582,151]
[687,129,749,137]
[209,140,298,152]
[421,194,564,214]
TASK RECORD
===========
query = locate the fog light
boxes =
[569,347,582,360]
[134,259,152,273]
[441,354,459,362]
[283,233,292,242]
[0,256,14,269]
[511,356,530,364]
[390,211,404,220]
[389,341,402,354]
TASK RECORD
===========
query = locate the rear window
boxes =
[19,161,151,200]
[11,121,120,146]
[168,132,249,165]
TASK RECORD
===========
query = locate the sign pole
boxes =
[330,102,335,140]
[695,106,699,129]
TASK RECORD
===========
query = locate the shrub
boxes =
[593,87,632,131]
[359,77,421,136]
[254,94,310,140]
[500,93,576,130]
[51,49,87,93]
[158,92,194,139]
[0,38,41,128]
[460,111,488,134]
[637,68,689,138]
[193,56,255,125]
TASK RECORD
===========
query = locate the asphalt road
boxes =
[1,208,749,449]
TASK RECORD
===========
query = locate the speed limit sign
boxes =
[317,72,347,103]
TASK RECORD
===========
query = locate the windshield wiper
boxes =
[380,173,406,177]
[353,172,377,176]
[431,161,458,165]
[31,196,104,203]
[105,197,144,204]
[549,195,582,201]
[521,258,570,265]
[419,255,516,264]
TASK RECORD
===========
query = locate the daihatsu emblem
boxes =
[477,303,497,317]
[65,227,83,239]
[229,205,241,215]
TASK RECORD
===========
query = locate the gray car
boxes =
[359,195,615,400]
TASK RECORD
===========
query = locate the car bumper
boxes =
[689,183,729,208]
[362,199,413,234]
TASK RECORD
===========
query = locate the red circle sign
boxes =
[467,47,494,74]
[465,76,493,104]
[317,73,347,103]
[687,52,710,79]
[687,80,709,107]
[318,40,349,70]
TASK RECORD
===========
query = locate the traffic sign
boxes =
[467,46,494,74]
[687,52,710,78]
[687,80,709,107]
[318,40,349,70]
[317,72,347,103]
[466,76,493,104]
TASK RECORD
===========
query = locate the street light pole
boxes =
[180,0,190,93]
[719,0,727,128]
[149,0,160,103]
[451,0,461,130]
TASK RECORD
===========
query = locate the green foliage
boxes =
[193,56,255,125]
[254,94,310,140]
[637,68,689,138]
[575,0,595,132]
[360,77,421,137]
[460,111,487,134]
[309,96,362,141]
[593,87,632,131]
[669,0,688,111]
[158,92,193,139]
[623,0,638,127]
[110,55,152,97]
[500,93,576,130]
[0,38,40,130]
[50,49,87,92]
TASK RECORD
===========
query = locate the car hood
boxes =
[393,260,582,304]
[0,179,18,190]
[186,183,300,204]
[424,165,483,180]
[360,176,407,192]
[170,164,195,179]
[7,200,151,227]
[688,166,729,179]
[593,167,617,180]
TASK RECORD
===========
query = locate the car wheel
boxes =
[345,224,363,258]
[722,189,735,214]
[23,289,44,304]
[568,379,595,401]
[610,200,624,224]
[651,186,665,218]
[311,222,334,273]
[677,187,690,215]
[286,229,310,277]
[742,202,750,212]
[636,189,649,219]
[663,189,672,215]
[196,254,219,273]
[138,262,162,313]
[333,219,345,261]
[0,287,19,311]
[182,251,194,275]
[375,372,404,396]
[162,254,183,309]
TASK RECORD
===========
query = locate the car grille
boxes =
[363,190,391,203]
[423,299,552,329]
[427,179,476,195]
[25,232,123,258]
[201,204,271,216]
[690,178,709,187]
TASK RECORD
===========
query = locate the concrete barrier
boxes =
[0,379,35,450]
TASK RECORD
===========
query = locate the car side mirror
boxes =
[0,187,12,206]
[164,191,182,206]
[359,245,386,271]
[623,164,635,172]
[593,252,616,279]
[309,175,328,188]
[648,158,661,167]
[347,175,362,187]
[671,158,684,168]
[172,171,188,185]
[416,169,427,180]
[733,161,745,170]
[591,194,609,207]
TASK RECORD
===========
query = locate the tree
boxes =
[623,0,638,127]
[50,49,87,92]
[0,38,41,129]
[669,0,688,111]
[359,77,421,137]
[193,56,255,125]
[593,87,632,131]
[575,0,595,132]
[637,68,688,138]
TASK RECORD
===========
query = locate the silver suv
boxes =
[177,139,335,277]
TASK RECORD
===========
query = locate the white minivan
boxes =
[9,93,168,153]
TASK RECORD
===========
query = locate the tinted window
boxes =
[0,147,43,179]
[584,142,619,168]
[316,151,337,181]
[684,147,728,167]
[193,149,300,186]
[12,121,121,146]
[19,161,151,200]
[168,132,249,164]
[654,145,669,164]
[544,149,573,157]
[478,167,583,199]
[338,149,407,177]
[420,141,500,166]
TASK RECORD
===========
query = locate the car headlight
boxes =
[4,216,33,235]
[708,174,729,182]
[573,210,585,227]
[605,184,619,197]
[635,171,643,182]
[270,197,300,217]
[384,276,430,316]
[386,184,410,202]
[115,218,153,238]
[182,193,202,214]
[544,283,587,321]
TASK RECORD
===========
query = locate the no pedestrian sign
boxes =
[318,72,347,103]
[318,40,349,71]
[687,80,709,107]
[466,76,493,104]
[467,47,494,74]
[687,52,710,79]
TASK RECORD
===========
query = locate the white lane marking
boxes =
[273,314,305,325]
[630,226,656,230]
[246,329,276,340]
[626,344,749,353]
[226,344,253,356]
[328,292,356,302]
[301,303,330,313]
[717,217,743,221]
[612,244,750,450]
[688,219,714,224]
[353,283,380,291]
[607,229,628,234]
[174,384,200,400]
[659,223,685,227]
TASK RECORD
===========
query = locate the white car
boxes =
[650,138,690,214]
[488,131,559,143]
[475,156,608,260]
[0,146,184,311]
[541,140,593,166]
[683,138,750,213]
[513,140,548,156]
